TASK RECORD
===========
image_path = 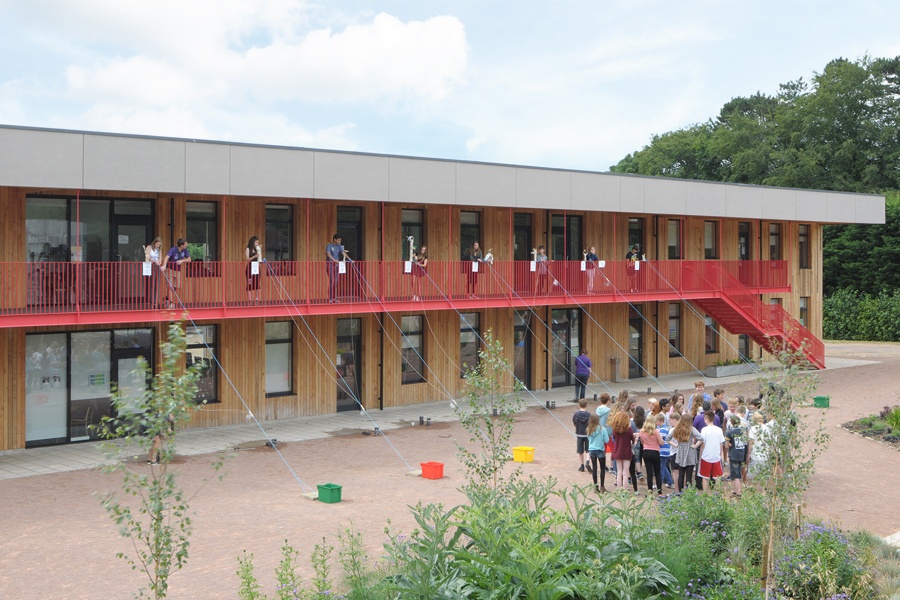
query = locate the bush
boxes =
[824,288,900,341]
[773,523,874,600]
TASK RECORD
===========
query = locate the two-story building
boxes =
[0,125,885,449]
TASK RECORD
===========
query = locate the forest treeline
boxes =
[611,55,900,340]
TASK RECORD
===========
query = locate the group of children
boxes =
[572,381,766,497]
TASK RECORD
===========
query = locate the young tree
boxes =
[753,342,830,599]
[97,321,220,599]
[453,329,524,492]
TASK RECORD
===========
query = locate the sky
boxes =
[1,1,898,172]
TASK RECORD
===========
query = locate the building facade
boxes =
[0,125,885,449]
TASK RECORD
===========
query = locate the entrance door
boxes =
[113,218,153,305]
[513,213,532,295]
[628,306,644,379]
[513,310,532,390]
[336,318,362,412]
[336,207,364,301]
[551,308,578,387]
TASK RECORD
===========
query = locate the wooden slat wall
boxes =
[0,329,24,450]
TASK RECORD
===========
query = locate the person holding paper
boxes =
[143,237,164,308]
[245,236,263,303]
[585,245,599,294]
[411,244,428,301]
[463,242,483,299]
[535,245,550,295]
[625,243,645,292]
[325,234,347,303]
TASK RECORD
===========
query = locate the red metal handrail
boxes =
[0,259,790,317]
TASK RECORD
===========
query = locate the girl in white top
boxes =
[144,237,164,307]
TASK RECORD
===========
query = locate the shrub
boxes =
[773,523,874,600]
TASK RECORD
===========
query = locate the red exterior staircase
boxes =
[691,264,825,370]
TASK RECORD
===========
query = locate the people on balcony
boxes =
[585,245,599,294]
[463,242,483,299]
[245,236,263,303]
[411,244,427,301]
[534,245,550,295]
[161,239,191,309]
[625,243,645,292]
[144,237,164,308]
[326,234,349,303]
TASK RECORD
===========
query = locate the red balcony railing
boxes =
[0,259,789,318]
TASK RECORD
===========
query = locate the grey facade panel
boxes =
[314,151,388,201]
[762,188,797,221]
[0,128,84,188]
[645,177,687,215]
[230,145,314,198]
[685,180,727,217]
[0,126,885,224]
[619,176,646,214]
[456,162,516,207]
[795,191,828,223]
[388,157,457,204]
[515,168,571,209]
[571,172,623,212]
[185,142,231,195]
[725,185,763,219]
[83,135,185,192]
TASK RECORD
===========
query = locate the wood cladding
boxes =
[0,189,828,448]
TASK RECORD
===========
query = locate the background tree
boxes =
[612,55,900,303]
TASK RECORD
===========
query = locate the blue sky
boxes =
[1,1,897,171]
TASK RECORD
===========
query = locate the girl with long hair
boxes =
[667,412,702,493]
[638,418,665,495]
[245,236,263,302]
[586,413,610,492]
[610,411,637,492]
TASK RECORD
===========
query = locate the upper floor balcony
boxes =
[0,259,790,327]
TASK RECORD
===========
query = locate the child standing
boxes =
[725,415,747,496]
[586,413,610,492]
[610,411,637,492]
[573,399,592,472]
[656,413,675,489]
[638,419,665,496]
[697,411,727,492]
[667,413,702,493]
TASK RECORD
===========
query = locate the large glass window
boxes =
[185,325,218,402]
[704,221,719,259]
[769,223,782,260]
[551,215,582,261]
[186,201,218,261]
[401,315,425,384]
[738,222,752,260]
[705,315,718,354]
[459,312,480,377]
[668,303,682,357]
[265,205,293,261]
[798,224,811,269]
[799,297,809,327]
[26,198,69,262]
[25,333,68,445]
[460,211,481,259]
[667,219,682,259]
[265,322,293,395]
[402,209,424,261]
[628,217,644,251]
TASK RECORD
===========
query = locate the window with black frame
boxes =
[185,325,218,403]
[402,209,424,261]
[769,223,782,260]
[704,315,718,354]
[668,303,682,357]
[186,201,218,263]
[265,322,293,395]
[459,312,480,377]
[704,221,719,259]
[401,315,425,384]
[668,219,682,259]
[460,211,481,258]
[265,205,293,262]
[798,224,810,269]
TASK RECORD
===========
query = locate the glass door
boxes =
[551,309,573,387]
[336,207,363,301]
[113,217,153,306]
[513,310,532,390]
[628,306,644,379]
[336,318,362,412]
[513,213,532,295]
